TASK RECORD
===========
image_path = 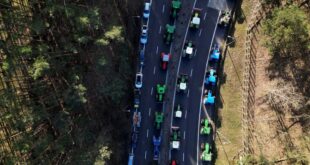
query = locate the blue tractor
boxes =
[203,90,215,105]
[205,69,217,87]
[209,44,221,62]
[153,136,161,160]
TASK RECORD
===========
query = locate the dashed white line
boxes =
[153,66,156,75]
[156,46,159,54]
[144,151,147,159]
[187,89,190,98]
[204,12,207,20]
[151,87,153,95]
[183,152,185,162]
[147,129,149,138]
[183,131,186,140]
[190,68,193,77]
[194,49,197,56]
[185,109,187,119]
[159,26,162,34]
[148,108,151,116]
[199,29,202,36]
[162,5,165,13]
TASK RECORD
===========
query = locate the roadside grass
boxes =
[215,0,252,164]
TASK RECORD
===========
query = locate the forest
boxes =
[0,0,140,164]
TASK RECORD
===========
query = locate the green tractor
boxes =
[164,24,176,45]
[200,143,212,161]
[170,126,181,150]
[170,0,181,19]
[176,74,188,93]
[155,111,164,130]
[200,118,211,135]
[156,84,166,102]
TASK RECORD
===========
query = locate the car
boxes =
[133,111,141,127]
[209,44,221,62]
[164,24,175,45]
[205,68,217,87]
[143,2,151,19]
[139,50,144,66]
[200,118,211,135]
[153,136,161,160]
[171,160,178,165]
[174,104,183,118]
[190,8,202,29]
[182,40,196,59]
[135,72,143,89]
[128,154,134,165]
[218,10,231,27]
[170,126,181,150]
[176,74,188,92]
[170,0,181,19]
[200,143,212,161]
[160,52,171,70]
[203,90,215,105]
[134,89,140,109]
[140,25,148,44]
[131,131,138,149]
[156,84,166,102]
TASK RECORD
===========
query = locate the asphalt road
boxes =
[133,0,235,164]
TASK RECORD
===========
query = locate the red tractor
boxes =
[160,52,171,70]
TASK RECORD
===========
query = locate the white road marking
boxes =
[159,26,162,34]
[190,68,193,77]
[187,89,190,98]
[151,87,153,95]
[153,66,156,75]
[196,11,221,165]
[185,109,187,119]
[204,12,207,20]
[144,151,147,159]
[156,46,159,54]
[183,131,186,140]
[194,49,197,56]
[162,5,165,13]
[149,108,151,116]
[147,129,149,138]
[199,29,202,36]
[183,152,185,162]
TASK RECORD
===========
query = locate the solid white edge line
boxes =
[196,10,221,165]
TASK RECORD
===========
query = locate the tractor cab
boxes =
[203,90,215,105]
[177,74,188,92]
[156,84,166,102]
[190,8,202,29]
[174,104,183,118]
[164,24,176,45]
[170,0,181,19]
[170,126,181,150]
[155,112,164,130]
[182,41,196,59]
[205,68,217,86]
[200,118,211,135]
[218,10,231,27]
[200,143,212,161]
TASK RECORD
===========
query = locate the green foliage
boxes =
[104,26,124,42]
[101,76,126,105]
[94,146,112,165]
[30,57,50,80]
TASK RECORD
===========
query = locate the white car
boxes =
[143,2,151,19]
[135,72,143,89]
[140,25,148,44]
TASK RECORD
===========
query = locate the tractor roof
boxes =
[192,17,200,25]
[186,46,193,54]
[166,25,175,33]
[180,82,187,90]
[172,0,181,9]
[171,141,180,149]
[162,54,170,61]
[175,110,182,118]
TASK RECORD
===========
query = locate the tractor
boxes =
[218,10,231,27]
[182,40,195,59]
[200,143,212,161]
[170,126,181,150]
[190,8,202,29]
[209,44,221,62]
[164,24,176,45]
[153,136,161,160]
[205,68,217,87]
[156,84,166,102]
[203,90,215,105]
[200,118,211,135]
[170,0,181,19]
[177,74,188,93]
[155,111,164,130]
[174,104,183,118]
